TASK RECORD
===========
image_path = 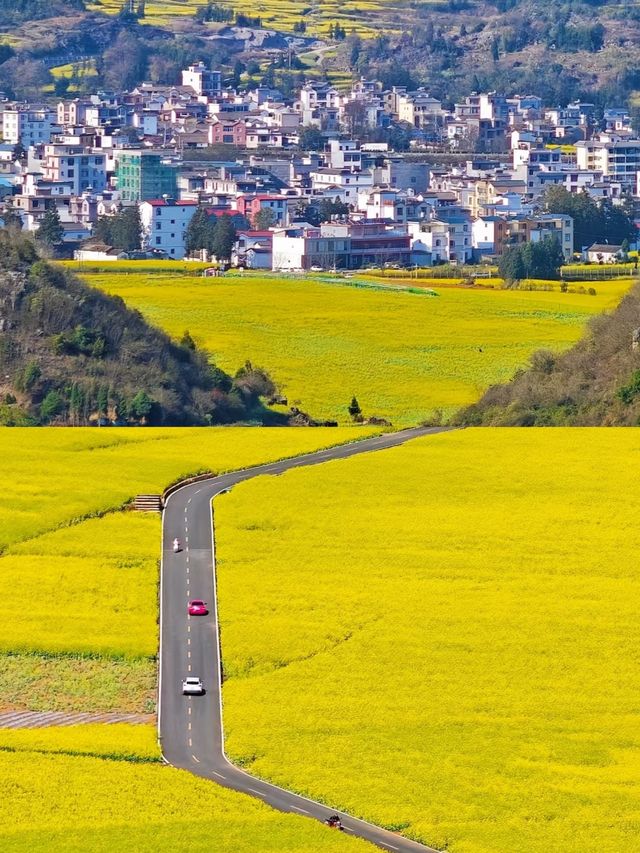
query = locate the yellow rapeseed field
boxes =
[87,272,633,426]
[0,427,374,704]
[0,731,369,853]
[0,427,381,851]
[2,513,159,658]
[85,0,392,37]
[0,426,374,550]
[215,428,640,853]
[0,722,160,761]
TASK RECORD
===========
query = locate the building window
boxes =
[155,237,161,245]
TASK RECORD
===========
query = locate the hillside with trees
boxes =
[0,233,280,426]
[0,0,639,108]
[453,283,640,426]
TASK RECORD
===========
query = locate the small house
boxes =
[586,243,624,263]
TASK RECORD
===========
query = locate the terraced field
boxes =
[87,0,407,37]
[86,271,633,427]
[215,427,640,853]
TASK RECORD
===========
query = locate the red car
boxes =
[188,599,209,616]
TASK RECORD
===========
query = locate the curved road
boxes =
[159,426,447,853]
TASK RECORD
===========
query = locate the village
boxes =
[0,60,637,270]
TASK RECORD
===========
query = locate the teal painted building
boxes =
[116,150,178,202]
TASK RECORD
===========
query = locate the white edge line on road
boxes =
[159,429,449,852]
[157,502,165,747]
[192,754,200,763]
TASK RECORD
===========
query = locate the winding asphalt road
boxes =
[159,426,447,853]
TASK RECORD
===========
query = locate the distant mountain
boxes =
[348,0,640,104]
[0,234,280,426]
[0,0,636,106]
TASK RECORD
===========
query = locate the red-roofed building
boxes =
[204,207,251,230]
[233,230,273,269]
[208,118,247,146]
[235,194,296,226]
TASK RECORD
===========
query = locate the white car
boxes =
[182,676,205,695]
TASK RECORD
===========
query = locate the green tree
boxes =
[211,214,236,261]
[185,207,214,255]
[39,390,64,423]
[498,245,526,283]
[69,383,84,425]
[601,197,637,247]
[521,237,564,280]
[317,198,349,222]
[230,59,245,88]
[37,208,63,248]
[15,360,41,392]
[96,385,109,416]
[545,186,638,252]
[500,238,563,283]
[129,390,153,421]
[253,208,277,229]
[94,208,142,252]
[2,202,22,230]
[180,330,196,350]
[110,207,141,252]
[348,395,362,420]
[297,126,324,151]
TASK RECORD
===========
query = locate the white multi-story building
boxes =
[397,90,443,130]
[2,106,59,146]
[310,167,374,204]
[575,138,640,188]
[140,198,199,259]
[181,62,222,97]
[410,211,473,264]
[42,144,107,195]
[326,139,362,170]
[409,220,450,263]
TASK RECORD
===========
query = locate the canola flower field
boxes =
[1,426,378,852]
[0,725,368,853]
[86,272,633,427]
[215,428,640,853]
[0,426,374,709]
[85,0,400,37]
